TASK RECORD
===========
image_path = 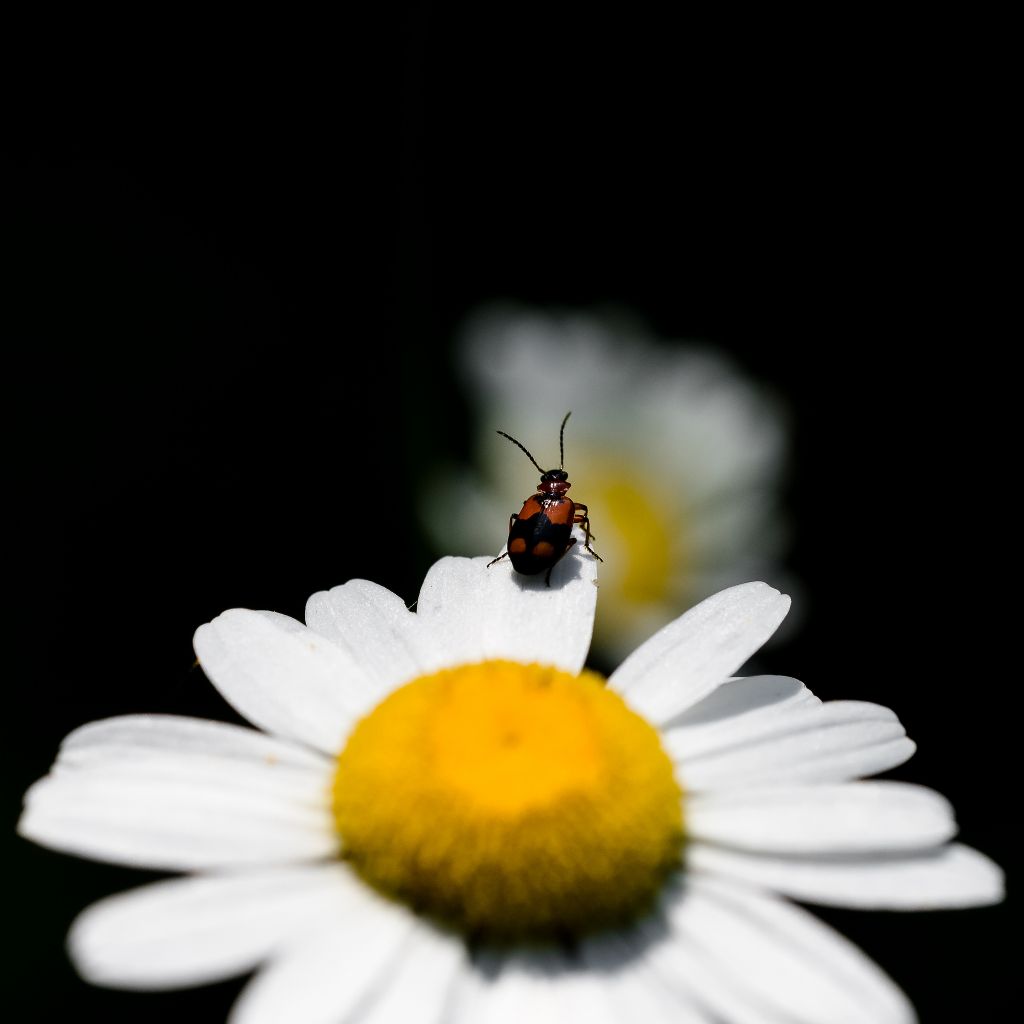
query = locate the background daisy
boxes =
[422,305,790,663]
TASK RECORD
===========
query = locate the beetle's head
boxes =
[539,469,571,495]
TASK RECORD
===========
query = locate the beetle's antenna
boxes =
[559,411,571,470]
[497,430,546,474]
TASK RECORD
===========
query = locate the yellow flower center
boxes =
[333,660,683,939]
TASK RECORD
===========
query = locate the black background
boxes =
[8,10,1012,1021]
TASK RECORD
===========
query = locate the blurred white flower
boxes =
[422,306,790,662]
[19,546,1001,1022]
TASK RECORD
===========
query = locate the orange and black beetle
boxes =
[487,412,602,585]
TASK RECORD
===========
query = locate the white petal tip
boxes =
[891,850,1006,910]
[939,845,1006,908]
[15,806,37,842]
[757,582,791,621]
[736,580,788,599]
[610,580,794,723]
[17,782,57,842]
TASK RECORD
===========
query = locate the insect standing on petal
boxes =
[488,411,603,586]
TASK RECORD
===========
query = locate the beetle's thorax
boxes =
[538,479,571,497]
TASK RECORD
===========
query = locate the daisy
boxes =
[19,543,1001,1022]
[422,304,789,662]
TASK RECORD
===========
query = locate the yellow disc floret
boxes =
[333,660,683,939]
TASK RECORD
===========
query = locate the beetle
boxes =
[487,411,602,585]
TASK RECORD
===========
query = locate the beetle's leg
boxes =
[572,503,599,543]
[572,506,604,562]
[487,514,520,568]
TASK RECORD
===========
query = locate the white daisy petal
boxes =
[601,968,712,1024]
[579,931,713,1024]
[421,469,509,559]
[608,582,791,724]
[55,714,331,772]
[658,877,915,1023]
[304,580,439,694]
[667,674,820,730]
[546,967,629,1024]
[356,924,466,1024]
[643,357,786,500]
[684,489,786,567]
[450,952,559,1024]
[687,841,1005,910]
[686,782,956,853]
[648,935,794,1024]
[229,893,417,1024]
[460,307,630,405]
[459,951,620,1024]
[670,701,916,789]
[19,750,337,870]
[194,608,373,754]
[414,551,597,673]
[68,865,364,989]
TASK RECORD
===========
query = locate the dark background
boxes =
[8,11,1011,1021]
